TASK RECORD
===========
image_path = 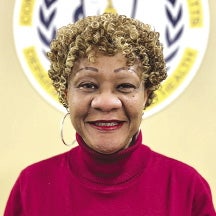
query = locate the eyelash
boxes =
[77,82,136,93]
[78,82,97,91]
[117,83,136,93]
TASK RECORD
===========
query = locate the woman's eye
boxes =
[78,82,97,91]
[117,83,136,93]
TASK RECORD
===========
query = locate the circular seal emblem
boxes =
[13,0,210,118]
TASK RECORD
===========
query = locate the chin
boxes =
[96,148,121,155]
[90,142,128,155]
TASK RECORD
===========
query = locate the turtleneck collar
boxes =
[68,131,151,186]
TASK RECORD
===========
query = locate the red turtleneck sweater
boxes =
[4,132,216,215]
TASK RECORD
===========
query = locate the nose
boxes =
[91,91,122,112]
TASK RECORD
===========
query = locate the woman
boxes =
[4,13,215,215]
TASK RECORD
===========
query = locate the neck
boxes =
[68,131,150,186]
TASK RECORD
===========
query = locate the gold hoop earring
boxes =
[60,112,76,147]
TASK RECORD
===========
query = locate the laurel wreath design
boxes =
[38,0,183,64]
[165,0,184,67]
[37,0,57,55]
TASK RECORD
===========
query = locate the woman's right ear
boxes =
[65,89,69,103]
[143,89,149,108]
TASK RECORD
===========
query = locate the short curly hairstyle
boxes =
[47,13,167,109]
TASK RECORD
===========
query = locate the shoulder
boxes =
[19,147,77,181]
[146,147,216,214]
[144,145,210,187]
[148,147,199,175]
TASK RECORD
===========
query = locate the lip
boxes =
[87,120,125,131]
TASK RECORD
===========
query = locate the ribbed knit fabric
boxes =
[4,132,216,216]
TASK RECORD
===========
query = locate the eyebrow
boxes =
[75,66,136,73]
[113,67,136,73]
[76,67,98,73]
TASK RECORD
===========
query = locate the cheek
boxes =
[69,105,85,132]
[123,96,144,118]
[68,90,82,109]
[68,94,90,121]
[129,93,145,109]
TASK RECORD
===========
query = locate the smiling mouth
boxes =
[88,120,124,131]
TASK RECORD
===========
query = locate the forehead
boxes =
[74,53,127,69]
[72,53,142,76]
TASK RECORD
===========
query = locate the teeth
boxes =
[94,122,118,126]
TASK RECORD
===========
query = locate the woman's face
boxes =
[67,53,148,154]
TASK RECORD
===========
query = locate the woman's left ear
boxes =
[65,89,68,102]
[143,89,149,107]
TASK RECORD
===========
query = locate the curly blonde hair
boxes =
[47,13,167,109]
